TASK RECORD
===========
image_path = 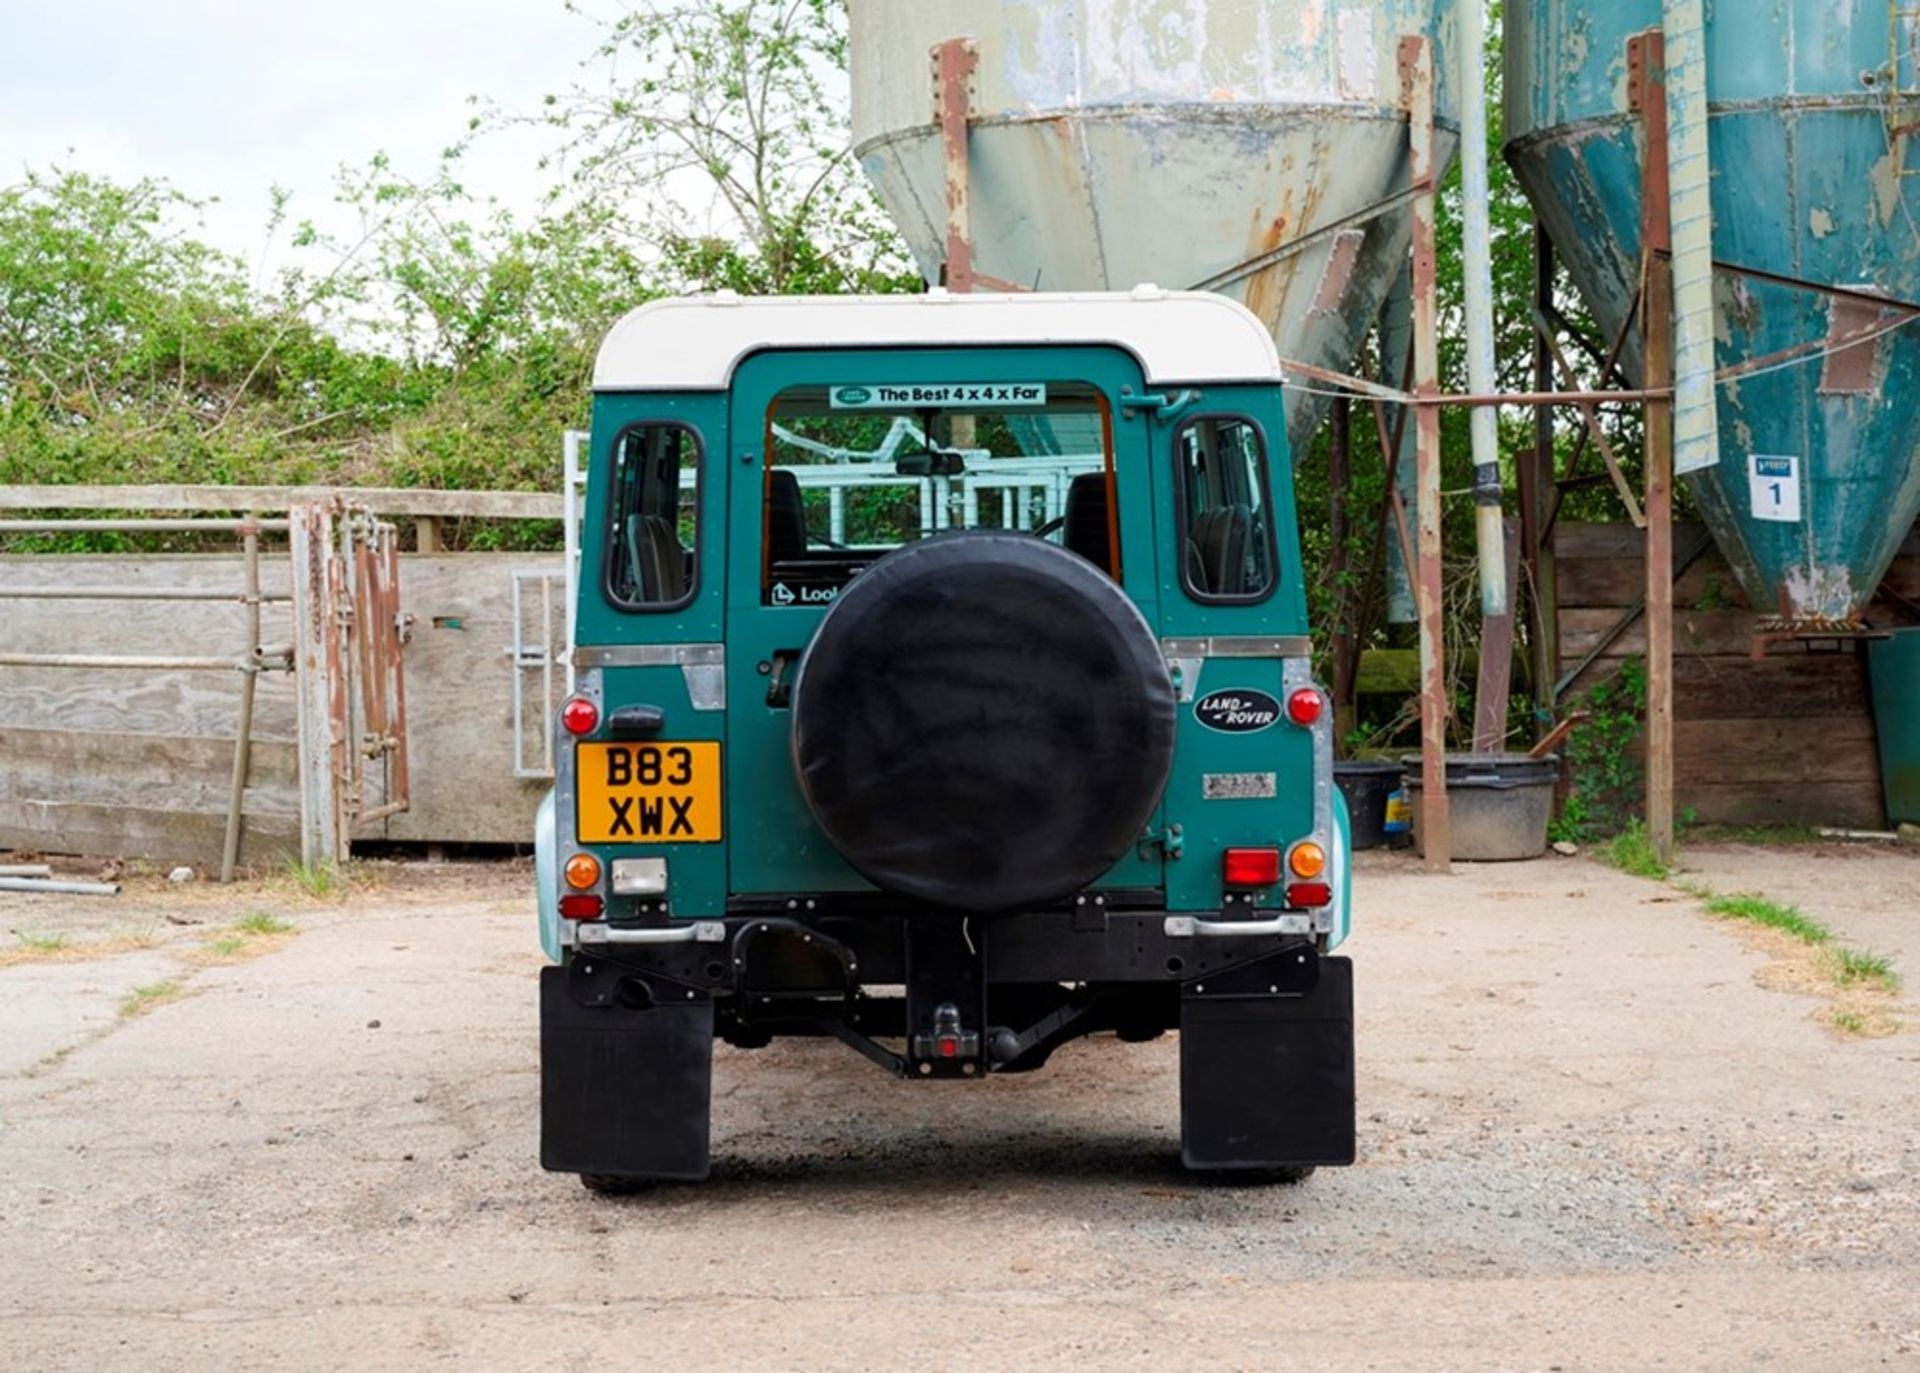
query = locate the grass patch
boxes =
[188,911,298,966]
[119,980,186,1018]
[1599,821,1670,880]
[1830,1009,1867,1035]
[1703,893,1831,946]
[283,858,339,899]
[0,927,160,967]
[1828,947,1901,994]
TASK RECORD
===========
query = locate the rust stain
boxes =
[1242,200,1293,328]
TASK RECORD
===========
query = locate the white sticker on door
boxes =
[1749,455,1802,523]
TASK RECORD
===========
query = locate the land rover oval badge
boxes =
[1194,689,1282,734]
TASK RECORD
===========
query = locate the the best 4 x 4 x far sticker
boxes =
[829,382,1048,410]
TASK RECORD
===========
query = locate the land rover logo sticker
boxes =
[1194,689,1282,733]
[831,386,873,407]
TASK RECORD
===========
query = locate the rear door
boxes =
[571,392,729,919]
[722,345,1167,900]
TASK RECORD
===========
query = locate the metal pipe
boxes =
[0,877,121,897]
[1429,389,1671,407]
[1457,0,1509,621]
[221,521,263,883]
[0,653,246,671]
[0,519,289,533]
[0,586,289,603]
[1662,0,1721,479]
[1193,182,1428,293]
[1379,262,1418,627]
[0,864,54,878]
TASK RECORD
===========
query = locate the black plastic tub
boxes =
[1401,753,1560,862]
[1335,761,1404,851]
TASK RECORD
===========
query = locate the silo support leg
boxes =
[1631,31,1678,866]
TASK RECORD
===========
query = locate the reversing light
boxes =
[1287,689,1324,727]
[1289,842,1327,880]
[564,853,602,890]
[1287,882,1333,909]
[1222,847,1282,888]
[561,696,599,736]
[558,894,604,920]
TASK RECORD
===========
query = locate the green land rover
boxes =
[537,288,1355,1189]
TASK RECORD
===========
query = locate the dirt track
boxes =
[1,849,1916,1370]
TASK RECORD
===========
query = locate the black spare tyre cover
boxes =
[790,531,1176,913]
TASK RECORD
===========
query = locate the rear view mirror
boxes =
[897,449,967,478]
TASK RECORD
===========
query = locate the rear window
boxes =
[605,422,700,611]
[1175,415,1277,603]
[760,382,1117,607]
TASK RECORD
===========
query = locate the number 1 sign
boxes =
[1749,455,1802,524]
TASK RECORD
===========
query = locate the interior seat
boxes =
[1062,472,1115,575]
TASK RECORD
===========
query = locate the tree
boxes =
[517,0,916,295]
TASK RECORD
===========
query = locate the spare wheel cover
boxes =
[789,531,1175,913]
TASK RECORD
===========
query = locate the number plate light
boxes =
[611,858,670,897]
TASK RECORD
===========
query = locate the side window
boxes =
[605,423,700,611]
[1176,416,1277,603]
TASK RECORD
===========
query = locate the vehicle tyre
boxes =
[580,1173,656,1196]
[790,531,1176,913]
[1200,1166,1316,1187]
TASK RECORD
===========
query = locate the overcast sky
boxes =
[1,0,592,269]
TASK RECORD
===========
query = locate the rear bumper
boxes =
[559,906,1324,988]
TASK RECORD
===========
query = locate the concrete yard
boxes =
[1,847,1915,1370]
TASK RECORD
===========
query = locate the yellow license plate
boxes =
[575,742,723,844]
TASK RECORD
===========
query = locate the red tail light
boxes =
[1287,882,1333,909]
[1222,847,1282,887]
[1287,689,1324,726]
[560,697,599,736]
[559,894,604,920]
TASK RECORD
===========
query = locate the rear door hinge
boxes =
[1139,823,1184,860]
[1118,388,1201,423]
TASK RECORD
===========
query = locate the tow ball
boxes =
[911,1002,981,1075]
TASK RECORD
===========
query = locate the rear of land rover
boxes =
[539,292,1355,1188]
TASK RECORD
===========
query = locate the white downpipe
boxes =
[1663,0,1721,477]
[1458,0,1508,615]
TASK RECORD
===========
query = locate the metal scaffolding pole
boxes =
[1403,35,1451,873]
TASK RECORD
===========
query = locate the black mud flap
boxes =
[1179,954,1355,1171]
[540,963,714,1182]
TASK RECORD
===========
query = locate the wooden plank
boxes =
[1677,781,1886,830]
[1556,556,1744,610]
[1674,718,1881,785]
[0,728,299,805]
[0,799,299,867]
[1555,522,1920,610]
[1554,521,1689,560]
[1558,646,1874,719]
[0,485,563,521]
[1672,653,1873,719]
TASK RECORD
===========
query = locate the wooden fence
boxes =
[1555,521,1919,828]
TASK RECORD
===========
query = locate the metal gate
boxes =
[290,501,412,866]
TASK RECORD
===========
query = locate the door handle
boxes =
[608,705,666,737]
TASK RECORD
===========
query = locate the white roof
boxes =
[592,287,1282,392]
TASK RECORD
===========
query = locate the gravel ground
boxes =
[0,850,1915,1370]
